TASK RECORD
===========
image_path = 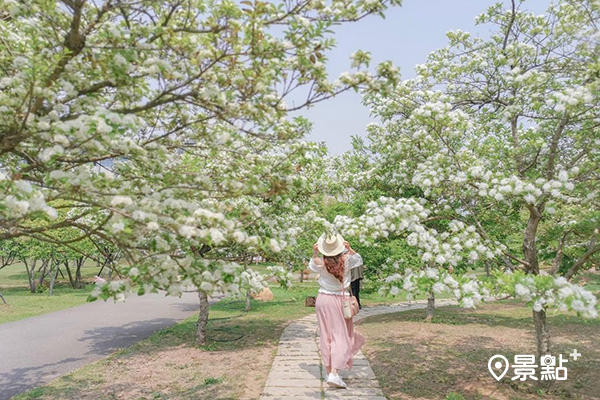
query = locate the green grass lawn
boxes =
[0,284,96,324]
[0,261,103,324]
[0,260,102,287]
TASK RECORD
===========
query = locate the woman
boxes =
[308,233,366,389]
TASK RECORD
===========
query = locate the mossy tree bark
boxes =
[196,290,209,345]
[425,291,435,321]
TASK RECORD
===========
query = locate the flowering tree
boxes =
[351,0,599,356]
[327,138,496,317]
[0,0,401,343]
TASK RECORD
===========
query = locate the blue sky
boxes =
[292,0,552,154]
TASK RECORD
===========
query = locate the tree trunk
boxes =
[523,206,542,274]
[245,289,252,312]
[49,262,60,296]
[38,259,49,287]
[299,268,304,283]
[24,259,37,293]
[563,230,598,281]
[244,256,251,311]
[0,291,7,305]
[75,257,85,289]
[97,257,110,277]
[523,205,553,370]
[196,290,210,345]
[425,291,435,321]
[64,260,76,289]
[191,244,213,346]
[485,260,490,277]
[551,231,570,276]
[533,308,552,386]
[533,308,550,356]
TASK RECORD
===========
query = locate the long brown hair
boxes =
[323,253,345,284]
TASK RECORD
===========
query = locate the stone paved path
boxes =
[260,299,458,400]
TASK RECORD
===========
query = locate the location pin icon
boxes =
[488,355,509,381]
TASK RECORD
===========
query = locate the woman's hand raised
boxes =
[344,241,355,255]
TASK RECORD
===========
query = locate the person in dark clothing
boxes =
[350,261,364,309]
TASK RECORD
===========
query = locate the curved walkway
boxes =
[0,291,223,400]
[260,299,458,400]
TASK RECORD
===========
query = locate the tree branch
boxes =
[564,228,599,280]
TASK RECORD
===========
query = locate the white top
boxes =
[308,253,363,295]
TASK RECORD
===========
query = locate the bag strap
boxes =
[340,279,353,297]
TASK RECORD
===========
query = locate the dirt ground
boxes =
[19,341,277,400]
[85,345,275,399]
[357,301,600,400]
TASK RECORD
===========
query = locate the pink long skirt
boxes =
[315,293,366,371]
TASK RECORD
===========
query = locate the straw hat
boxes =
[317,233,345,256]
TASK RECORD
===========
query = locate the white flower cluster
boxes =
[0,178,58,221]
[240,268,269,294]
[495,271,598,319]
[467,168,579,205]
[378,267,489,309]
[266,265,293,289]
[335,197,495,267]
[378,268,598,319]
[409,154,580,206]
[90,256,276,301]
[546,86,594,113]
[90,278,131,304]
[0,0,409,305]
[335,196,428,243]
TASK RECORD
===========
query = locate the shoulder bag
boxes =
[341,281,359,319]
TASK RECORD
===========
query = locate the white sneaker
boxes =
[326,373,347,389]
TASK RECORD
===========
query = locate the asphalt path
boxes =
[0,290,222,400]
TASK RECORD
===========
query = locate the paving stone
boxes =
[262,396,322,400]
[275,355,321,360]
[264,377,322,388]
[324,386,385,398]
[272,359,320,366]
[277,350,319,357]
[271,368,326,380]
[283,340,317,347]
[266,370,322,381]
[326,394,386,400]
[347,358,370,367]
[261,387,322,399]
[340,368,377,380]
[279,338,313,344]
[278,343,319,350]
[280,333,315,339]
[271,362,321,370]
